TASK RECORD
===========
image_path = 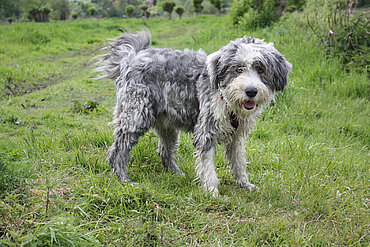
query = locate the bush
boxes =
[72,12,78,19]
[88,7,96,16]
[193,0,204,15]
[140,4,149,17]
[306,0,369,73]
[287,0,306,11]
[175,6,185,19]
[125,5,135,17]
[162,1,176,19]
[229,0,281,29]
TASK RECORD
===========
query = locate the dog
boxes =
[94,29,292,196]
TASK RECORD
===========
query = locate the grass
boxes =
[0,14,369,246]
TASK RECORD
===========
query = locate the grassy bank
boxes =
[0,15,368,246]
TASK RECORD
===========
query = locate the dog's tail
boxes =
[93,28,151,80]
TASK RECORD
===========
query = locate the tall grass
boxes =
[0,15,368,245]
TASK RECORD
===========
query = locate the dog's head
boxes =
[207,37,292,113]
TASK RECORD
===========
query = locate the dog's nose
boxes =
[245,87,258,98]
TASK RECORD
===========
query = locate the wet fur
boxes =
[94,29,292,196]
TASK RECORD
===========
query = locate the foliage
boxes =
[229,0,285,29]
[210,0,222,13]
[125,5,135,17]
[72,12,78,19]
[175,6,185,19]
[306,0,369,73]
[162,1,176,19]
[193,0,204,14]
[88,7,97,16]
[140,4,149,17]
[287,0,306,11]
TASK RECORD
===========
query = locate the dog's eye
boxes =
[236,67,244,74]
[256,66,265,74]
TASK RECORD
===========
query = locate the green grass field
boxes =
[0,15,369,246]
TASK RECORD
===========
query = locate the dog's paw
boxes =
[210,187,219,197]
[237,179,256,191]
[243,183,256,191]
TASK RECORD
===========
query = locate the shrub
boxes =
[162,1,176,19]
[210,0,222,14]
[175,6,185,19]
[72,12,78,19]
[88,7,96,16]
[125,5,135,17]
[7,17,13,24]
[287,0,306,11]
[193,0,204,15]
[140,4,149,17]
[229,0,286,29]
[306,0,369,73]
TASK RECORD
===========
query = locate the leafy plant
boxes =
[72,12,78,19]
[193,0,204,15]
[174,6,184,19]
[306,0,369,73]
[125,5,135,17]
[162,1,176,19]
[88,7,96,16]
[210,0,222,14]
[140,4,149,17]
[71,100,106,114]
[229,0,286,29]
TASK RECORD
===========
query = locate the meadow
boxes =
[0,14,368,246]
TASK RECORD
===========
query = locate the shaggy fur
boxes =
[95,29,292,196]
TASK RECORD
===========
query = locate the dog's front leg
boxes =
[225,138,255,191]
[194,131,219,197]
[196,146,219,197]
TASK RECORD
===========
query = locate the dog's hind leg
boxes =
[107,130,143,184]
[225,138,255,191]
[108,85,154,184]
[154,125,183,175]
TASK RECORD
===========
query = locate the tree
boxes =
[210,0,222,14]
[174,6,184,19]
[192,0,203,15]
[140,4,149,17]
[28,5,51,22]
[88,7,96,16]
[162,1,176,19]
[51,0,69,20]
[125,5,135,17]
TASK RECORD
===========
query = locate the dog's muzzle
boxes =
[243,87,258,110]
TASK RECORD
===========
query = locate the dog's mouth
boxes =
[242,100,257,110]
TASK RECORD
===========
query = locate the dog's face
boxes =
[207,37,292,114]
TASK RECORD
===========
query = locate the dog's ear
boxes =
[263,47,292,92]
[206,51,223,90]
[272,55,292,92]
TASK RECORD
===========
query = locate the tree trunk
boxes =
[276,0,286,19]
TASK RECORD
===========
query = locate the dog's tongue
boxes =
[243,101,256,110]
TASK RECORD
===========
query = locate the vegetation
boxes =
[193,0,204,15]
[210,0,222,14]
[0,5,369,247]
[162,1,176,19]
[125,5,136,17]
[229,0,288,28]
[175,6,185,19]
[140,4,149,17]
[88,7,97,17]
[306,0,369,73]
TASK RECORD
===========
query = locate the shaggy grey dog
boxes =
[95,29,292,196]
